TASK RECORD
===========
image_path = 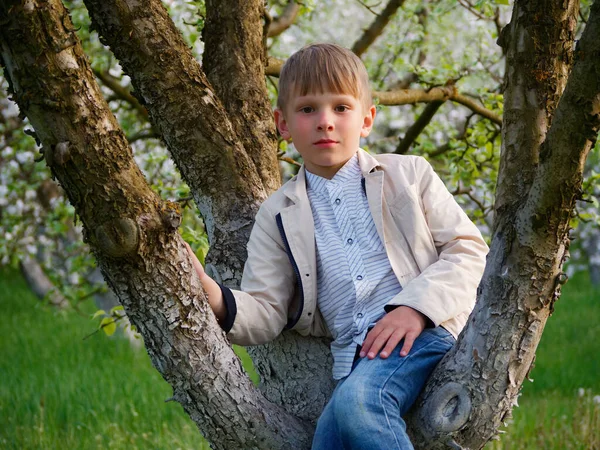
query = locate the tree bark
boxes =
[203,0,281,195]
[493,0,578,231]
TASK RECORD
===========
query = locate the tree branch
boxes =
[93,69,148,118]
[266,58,501,123]
[81,0,269,285]
[375,86,503,125]
[267,1,300,37]
[203,0,280,194]
[351,0,407,57]
[406,2,588,448]
[493,0,578,231]
[395,101,444,154]
[518,0,600,249]
[266,56,285,76]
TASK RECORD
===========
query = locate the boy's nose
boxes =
[317,114,334,131]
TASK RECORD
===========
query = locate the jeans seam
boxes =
[378,335,452,449]
[379,387,403,449]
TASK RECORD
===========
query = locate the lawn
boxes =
[0,268,598,449]
[0,269,206,449]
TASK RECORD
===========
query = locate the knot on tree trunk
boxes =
[160,201,182,231]
[418,382,471,438]
[95,217,139,257]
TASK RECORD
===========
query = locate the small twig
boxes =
[75,286,106,303]
[127,130,160,143]
[279,155,302,166]
[82,314,126,340]
[355,0,381,15]
[457,0,492,22]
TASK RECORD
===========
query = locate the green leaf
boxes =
[495,0,510,4]
[92,309,106,319]
[100,317,117,336]
[110,305,124,315]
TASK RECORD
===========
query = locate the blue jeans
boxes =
[312,326,455,450]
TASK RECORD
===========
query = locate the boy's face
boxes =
[274,91,376,179]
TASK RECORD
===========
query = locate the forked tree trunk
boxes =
[1,0,599,449]
[407,2,599,448]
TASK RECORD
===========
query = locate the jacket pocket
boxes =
[387,184,420,213]
[387,184,437,271]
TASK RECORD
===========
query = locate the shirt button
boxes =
[334,198,341,205]
[356,275,363,281]
[347,238,353,244]
[357,313,364,318]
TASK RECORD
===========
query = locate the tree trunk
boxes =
[406,1,600,448]
[81,0,271,287]
[81,0,338,428]
[19,255,68,308]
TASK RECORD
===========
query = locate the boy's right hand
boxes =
[184,242,226,323]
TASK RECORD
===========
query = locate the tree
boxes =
[0,0,598,448]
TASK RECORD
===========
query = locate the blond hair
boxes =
[277,43,372,112]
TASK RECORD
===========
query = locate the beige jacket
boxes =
[220,149,488,346]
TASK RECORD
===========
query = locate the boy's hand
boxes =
[184,242,226,322]
[360,306,427,359]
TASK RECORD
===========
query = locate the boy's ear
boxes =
[360,105,377,138]
[274,108,292,140]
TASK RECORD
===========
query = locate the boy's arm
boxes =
[384,156,489,328]
[186,204,296,346]
[362,157,488,359]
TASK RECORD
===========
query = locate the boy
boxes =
[186,43,488,449]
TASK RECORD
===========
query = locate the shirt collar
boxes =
[305,154,361,194]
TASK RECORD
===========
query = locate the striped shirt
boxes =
[305,154,402,379]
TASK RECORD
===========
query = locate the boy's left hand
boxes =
[360,306,427,359]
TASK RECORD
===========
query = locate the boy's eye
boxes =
[299,106,314,113]
[335,105,349,112]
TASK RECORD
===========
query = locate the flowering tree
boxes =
[0,0,599,448]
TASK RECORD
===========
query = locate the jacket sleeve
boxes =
[384,156,489,326]
[219,203,296,346]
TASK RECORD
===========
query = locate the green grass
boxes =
[487,273,600,449]
[1,268,599,449]
[0,269,206,449]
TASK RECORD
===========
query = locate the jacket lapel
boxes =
[357,149,386,246]
[280,168,317,322]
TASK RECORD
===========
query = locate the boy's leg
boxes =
[312,326,455,450]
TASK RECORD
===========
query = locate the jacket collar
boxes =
[282,148,381,203]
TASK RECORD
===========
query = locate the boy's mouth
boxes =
[313,139,338,145]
